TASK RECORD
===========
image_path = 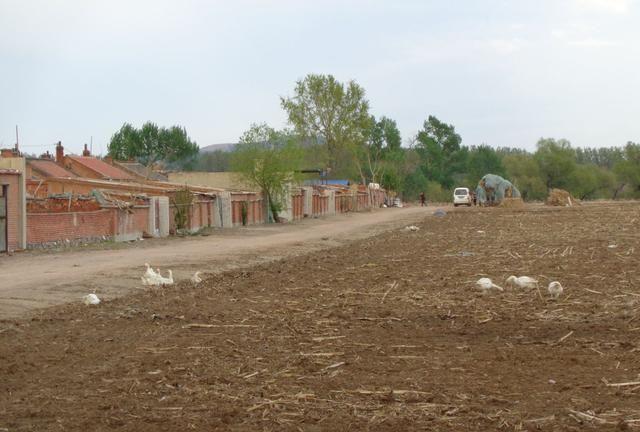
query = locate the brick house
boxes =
[0,152,27,252]
[54,142,134,181]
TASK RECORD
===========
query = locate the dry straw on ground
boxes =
[499,197,525,208]
[547,188,579,206]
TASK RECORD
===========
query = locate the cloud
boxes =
[573,0,632,14]
[487,38,524,55]
[552,25,620,48]
[567,38,619,47]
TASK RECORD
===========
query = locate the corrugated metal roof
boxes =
[29,159,76,178]
[69,156,134,180]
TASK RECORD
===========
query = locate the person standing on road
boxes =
[419,192,426,207]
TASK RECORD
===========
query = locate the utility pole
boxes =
[15,125,19,153]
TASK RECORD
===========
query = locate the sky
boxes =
[1,0,639,156]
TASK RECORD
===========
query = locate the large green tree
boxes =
[280,74,371,173]
[613,142,640,197]
[502,153,547,200]
[414,116,465,188]
[569,164,616,200]
[534,138,576,189]
[231,123,303,222]
[464,145,505,186]
[107,122,198,175]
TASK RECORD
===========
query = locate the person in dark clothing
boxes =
[419,192,426,207]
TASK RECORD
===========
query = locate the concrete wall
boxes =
[302,187,313,217]
[0,173,20,251]
[148,196,170,237]
[114,208,148,242]
[0,157,27,249]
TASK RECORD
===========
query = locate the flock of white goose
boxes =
[476,276,563,298]
[82,264,202,306]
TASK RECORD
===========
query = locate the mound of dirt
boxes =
[546,188,579,206]
[499,197,524,208]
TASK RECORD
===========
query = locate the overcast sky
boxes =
[1,0,638,155]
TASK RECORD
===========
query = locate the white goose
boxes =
[476,278,504,292]
[190,271,202,284]
[156,270,174,286]
[142,264,161,285]
[144,263,157,280]
[83,293,101,305]
[548,281,563,299]
[506,275,538,289]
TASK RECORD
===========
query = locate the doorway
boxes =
[0,185,7,252]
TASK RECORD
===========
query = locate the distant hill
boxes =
[200,137,324,154]
[199,143,237,153]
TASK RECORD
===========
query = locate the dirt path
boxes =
[0,206,432,318]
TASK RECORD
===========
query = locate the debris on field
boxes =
[404,225,420,232]
[546,188,579,207]
[82,293,100,305]
[433,208,447,217]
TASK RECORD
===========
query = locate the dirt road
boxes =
[0,206,430,318]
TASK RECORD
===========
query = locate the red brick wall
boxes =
[231,192,263,226]
[27,209,114,245]
[1,173,20,251]
[291,193,304,220]
[169,199,215,232]
[27,207,150,246]
[312,193,329,216]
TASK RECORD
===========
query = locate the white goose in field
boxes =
[83,293,101,305]
[144,263,157,280]
[141,264,162,286]
[190,271,203,284]
[506,275,538,289]
[156,270,174,286]
[548,281,563,299]
[476,278,504,292]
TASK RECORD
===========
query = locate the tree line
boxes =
[107,74,640,206]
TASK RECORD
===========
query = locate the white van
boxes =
[453,187,472,207]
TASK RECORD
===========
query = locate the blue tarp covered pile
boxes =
[475,174,521,206]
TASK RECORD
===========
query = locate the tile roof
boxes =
[29,159,76,178]
[68,156,134,180]
[115,161,168,181]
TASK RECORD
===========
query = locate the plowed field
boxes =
[2,203,640,431]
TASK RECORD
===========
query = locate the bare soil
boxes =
[1,202,640,431]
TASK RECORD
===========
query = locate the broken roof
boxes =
[28,159,76,178]
[68,156,134,180]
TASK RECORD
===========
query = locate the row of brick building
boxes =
[0,143,385,253]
